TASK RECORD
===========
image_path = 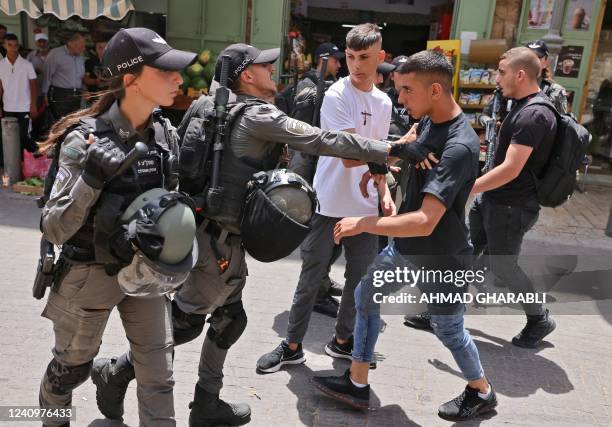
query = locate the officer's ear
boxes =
[123,73,138,89]
[240,67,255,86]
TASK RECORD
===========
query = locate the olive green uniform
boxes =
[40,101,179,426]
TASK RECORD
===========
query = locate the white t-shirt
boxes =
[0,56,37,112]
[313,76,392,217]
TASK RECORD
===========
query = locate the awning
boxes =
[42,0,134,21]
[0,0,43,18]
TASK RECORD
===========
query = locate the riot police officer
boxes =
[524,39,569,113]
[37,28,196,426]
[92,42,431,427]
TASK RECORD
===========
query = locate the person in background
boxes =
[0,33,38,156]
[0,24,7,57]
[375,61,395,89]
[42,32,86,121]
[83,37,109,93]
[27,32,50,77]
[27,32,50,142]
[524,40,568,113]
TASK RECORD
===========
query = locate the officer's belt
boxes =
[62,244,95,263]
[202,220,240,243]
[49,86,82,96]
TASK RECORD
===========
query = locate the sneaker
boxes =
[438,384,497,421]
[313,294,339,318]
[312,369,370,410]
[256,340,305,374]
[512,309,556,348]
[324,335,353,360]
[328,279,344,297]
[403,311,433,331]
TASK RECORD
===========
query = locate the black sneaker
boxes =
[313,294,339,318]
[403,311,433,331]
[324,335,353,360]
[256,340,305,373]
[312,369,370,410]
[328,279,344,297]
[512,309,556,348]
[438,384,497,421]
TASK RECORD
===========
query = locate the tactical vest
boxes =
[56,113,178,266]
[204,99,283,234]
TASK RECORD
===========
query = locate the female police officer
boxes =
[37,28,195,426]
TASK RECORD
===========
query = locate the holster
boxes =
[32,239,70,299]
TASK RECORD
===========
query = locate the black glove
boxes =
[367,162,389,175]
[389,142,431,166]
[81,138,125,189]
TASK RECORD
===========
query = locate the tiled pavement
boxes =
[1,187,611,426]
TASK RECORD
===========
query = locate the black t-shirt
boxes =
[85,57,102,92]
[485,92,557,207]
[395,113,480,260]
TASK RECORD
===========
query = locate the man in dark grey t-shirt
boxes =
[312,51,497,422]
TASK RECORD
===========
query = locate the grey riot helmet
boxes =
[117,188,198,297]
[241,169,318,262]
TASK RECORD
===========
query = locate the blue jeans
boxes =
[352,280,381,362]
[430,307,484,381]
[351,245,485,382]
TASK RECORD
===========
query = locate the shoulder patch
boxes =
[61,146,84,161]
[285,118,315,136]
[49,167,72,199]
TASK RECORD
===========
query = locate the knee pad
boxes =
[44,359,92,395]
[206,301,248,350]
[172,300,207,346]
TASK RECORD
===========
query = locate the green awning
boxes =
[42,0,134,21]
[0,0,42,18]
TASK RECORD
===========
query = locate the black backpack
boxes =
[523,98,590,207]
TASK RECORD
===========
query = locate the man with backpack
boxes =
[470,47,560,348]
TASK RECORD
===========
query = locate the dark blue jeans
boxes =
[353,245,485,381]
[468,194,543,316]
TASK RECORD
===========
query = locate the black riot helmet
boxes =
[241,169,318,262]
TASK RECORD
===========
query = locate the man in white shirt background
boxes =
[0,33,38,160]
[257,23,394,374]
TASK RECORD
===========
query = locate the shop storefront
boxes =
[281,0,454,84]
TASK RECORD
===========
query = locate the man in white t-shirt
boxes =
[257,23,394,373]
[0,33,38,157]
